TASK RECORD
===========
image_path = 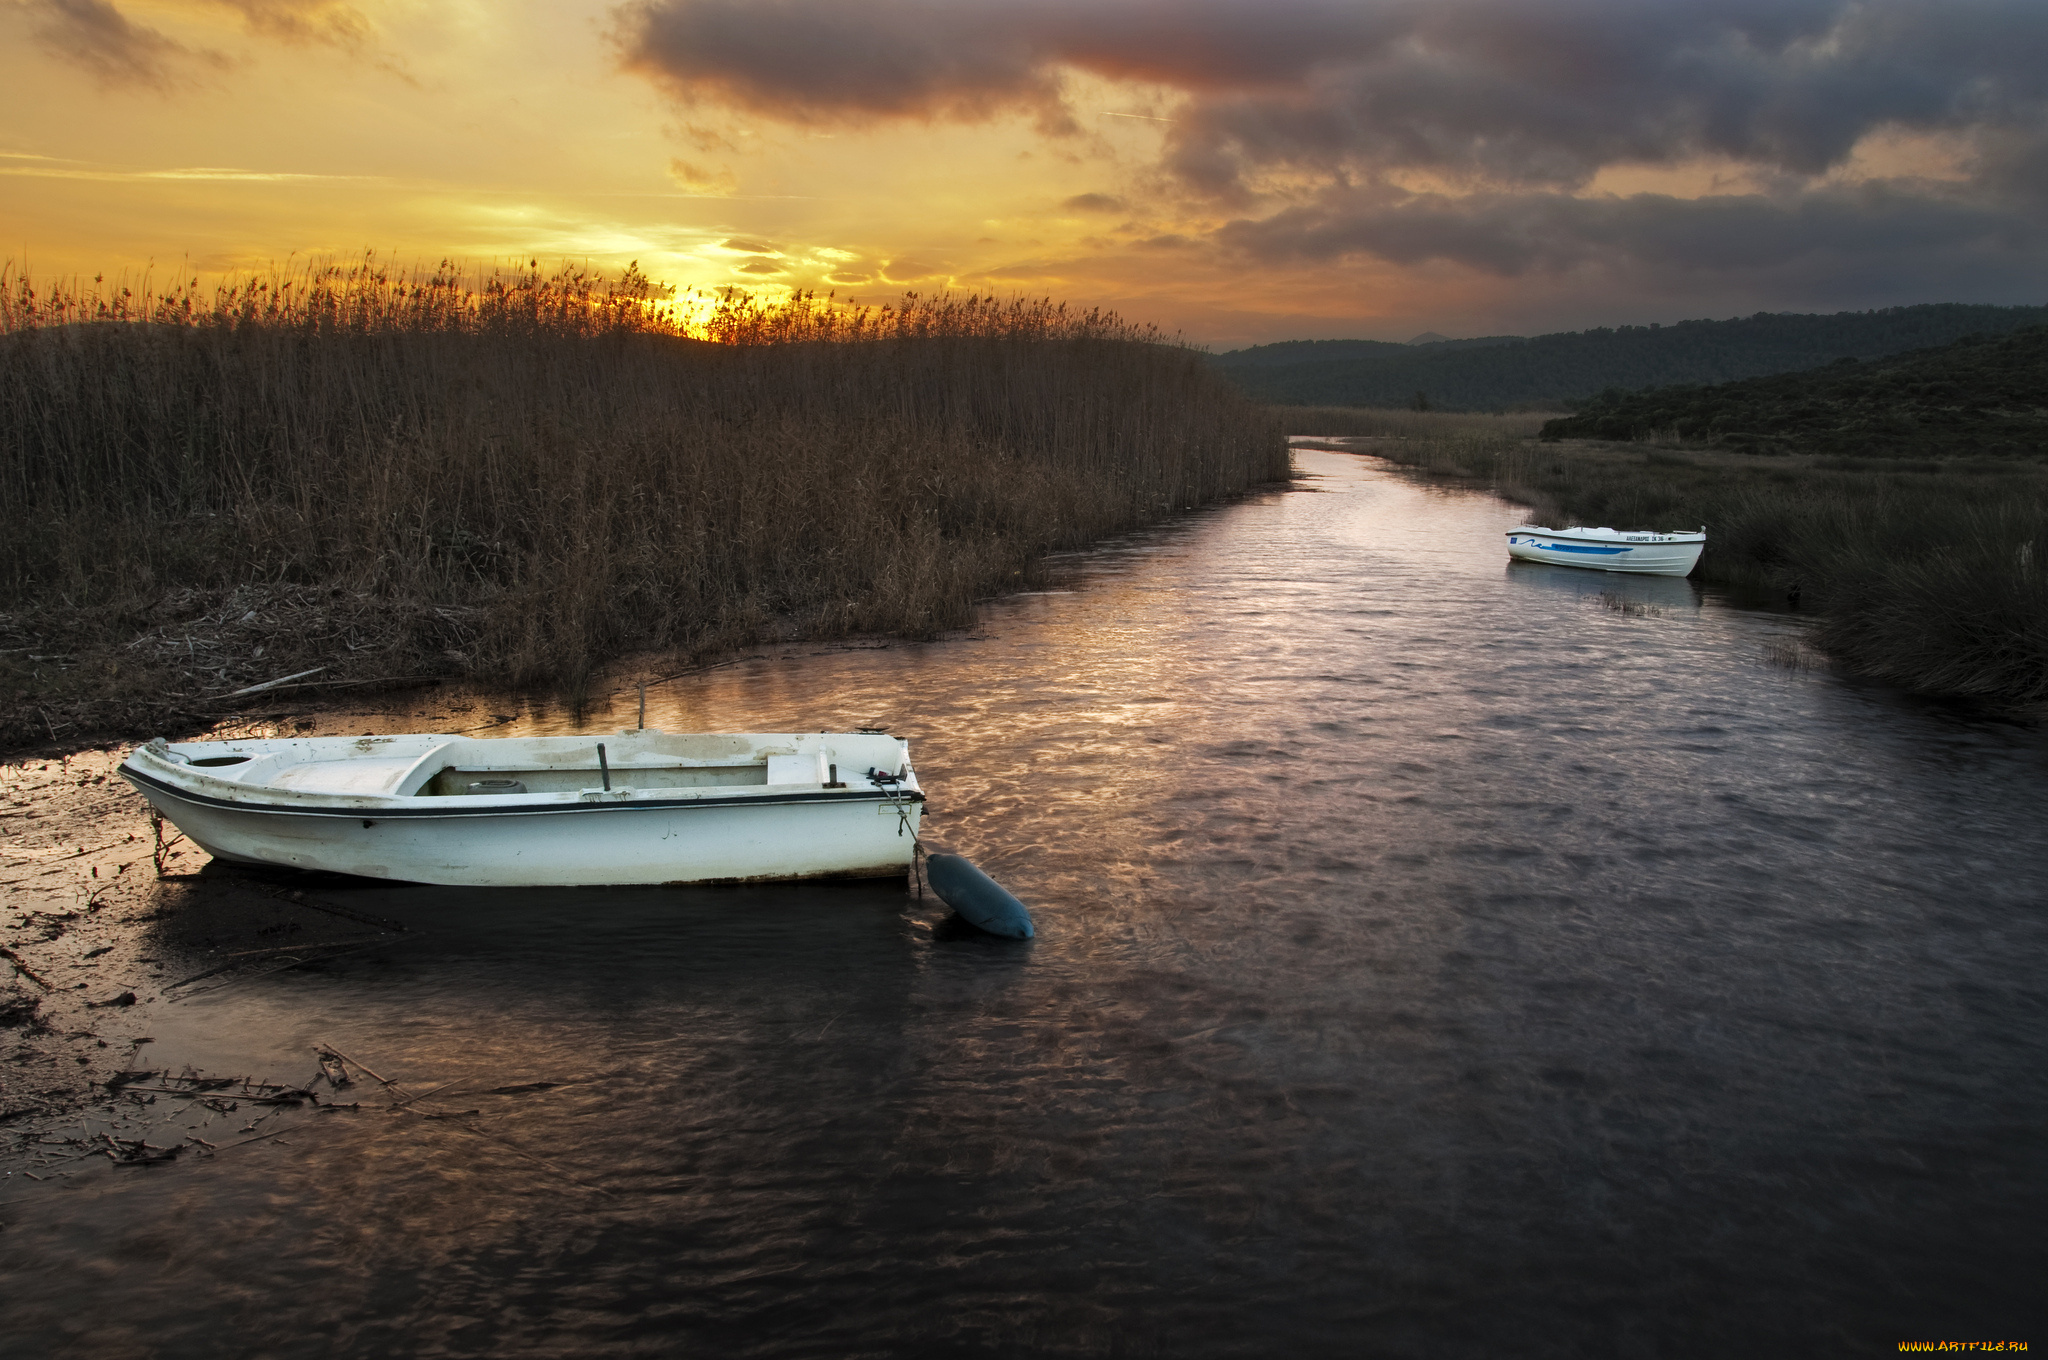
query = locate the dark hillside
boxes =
[1539,326,2048,457]
[1211,304,2048,410]
[1217,334,1522,368]
[1213,338,1412,368]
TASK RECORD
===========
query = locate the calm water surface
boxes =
[4,449,2044,1356]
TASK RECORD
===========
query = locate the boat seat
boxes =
[265,742,458,797]
[765,752,829,785]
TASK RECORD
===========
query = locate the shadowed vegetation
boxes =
[1540,327,2048,457]
[0,258,1286,748]
[1215,305,2048,412]
[1292,410,2048,706]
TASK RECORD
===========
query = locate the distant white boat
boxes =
[119,730,924,887]
[1505,525,1705,577]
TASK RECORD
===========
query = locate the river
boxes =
[2,447,2043,1356]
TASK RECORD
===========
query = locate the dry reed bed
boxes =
[0,261,1286,749]
[1289,407,2048,706]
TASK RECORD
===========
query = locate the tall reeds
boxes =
[0,259,1285,743]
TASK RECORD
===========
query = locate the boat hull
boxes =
[127,781,921,887]
[119,731,924,887]
[1505,528,1704,577]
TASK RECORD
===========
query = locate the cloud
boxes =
[20,0,218,89]
[612,1,2048,182]
[1218,180,2048,302]
[609,0,1409,122]
[19,0,397,88]
[613,0,1063,126]
[718,237,780,254]
[1154,1,2048,200]
[210,1,373,50]
[1061,192,1125,212]
[613,0,2048,307]
[0,160,373,182]
[667,158,738,196]
[675,122,739,154]
[606,0,2048,219]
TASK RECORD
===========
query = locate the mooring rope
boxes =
[148,804,185,878]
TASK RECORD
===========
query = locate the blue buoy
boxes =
[926,854,1034,939]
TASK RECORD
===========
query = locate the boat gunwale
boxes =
[1507,524,1705,543]
[119,764,925,821]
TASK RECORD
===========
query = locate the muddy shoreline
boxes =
[0,738,425,1169]
[0,746,410,1186]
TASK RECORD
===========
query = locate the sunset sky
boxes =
[4,0,2046,346]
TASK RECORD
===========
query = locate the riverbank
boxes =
[0,265,1287,754]
[2,745,199,1133]
[1284,407,2048,707]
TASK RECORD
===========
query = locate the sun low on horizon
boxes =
[4,0,2046,349]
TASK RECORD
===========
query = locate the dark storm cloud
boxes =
[1219,182,2041,277]
[20,0,208,89]
[612,0,2048,303]
[613,1,2048,185]
[1159,0,2048,193]
[610,0,1394,124]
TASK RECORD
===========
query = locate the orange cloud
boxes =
[667,158,738,196]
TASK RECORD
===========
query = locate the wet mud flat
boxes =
[0,747,673,1201]
[0,667,573,1153]
[4,747,174,1128]
[0,745,399,1179]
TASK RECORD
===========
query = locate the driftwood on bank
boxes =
[219,666,327,698]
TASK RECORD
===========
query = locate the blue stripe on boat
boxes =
[1540,544,1631,555]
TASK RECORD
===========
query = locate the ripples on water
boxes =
[3,450,2043,1356]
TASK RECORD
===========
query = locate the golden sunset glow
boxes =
[5,1,2045,345]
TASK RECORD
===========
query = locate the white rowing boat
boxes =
[1505,524,1705,577]
[119,730,924,887]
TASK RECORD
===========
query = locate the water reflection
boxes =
[2,451,2042,1355]
[1503,558,1706,611]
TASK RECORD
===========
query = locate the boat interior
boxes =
[140,733,912,800]
[417,763,773,796]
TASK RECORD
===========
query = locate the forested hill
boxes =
[1210,304,2048,410]
[1537,326,2048,457]
[1217,335,1522,368]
